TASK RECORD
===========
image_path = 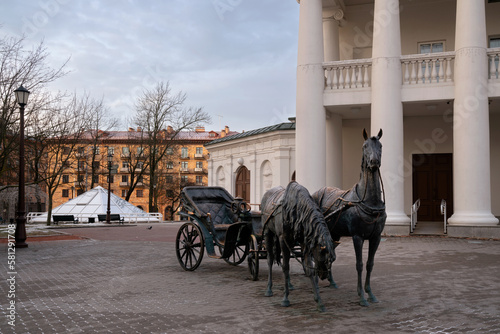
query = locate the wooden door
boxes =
[412,154,453,221]
[235,166,250,203]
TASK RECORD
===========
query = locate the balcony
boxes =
[194,167,205,173]
[323,48,500,108]
[120,153,130,159]
[180,168,190,173]
[119,182,130,187]
[194,153,204,159]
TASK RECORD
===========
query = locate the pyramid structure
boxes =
[31,186,160,223]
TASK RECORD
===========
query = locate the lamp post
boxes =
[14,85,30,248]
[106,152,113,224]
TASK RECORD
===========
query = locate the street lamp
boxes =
[14,85,30,248]
[106,152,113,224]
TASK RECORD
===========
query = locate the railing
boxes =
[27,212,163,224]
[488,48,500,80]
[440,199,447,234]
[401,51,455,85]
[410,199,420,233]
[324,58,372,90]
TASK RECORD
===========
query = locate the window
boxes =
[137,161,144,169]
[196,161,203,169]
[122,162,129,169]
[78,161,85,170]
[77,189,84,196]
[181,161,188,170]
[490,37,500,48]
[166,175,173,183]
[93,175,99,183]
[62,189,69,197]
[108,147,115,155]
[92,161,100,169]
[196,176,203,185]
[122,175,128,182]
[63,146,70,155]
[181,175,188,183]
[196,147,203,155]
[77,147,85,155]
[122,147,130,156]
[78,175,84,182]
[137,147,144,156]
[136,190,143,197]
[419,41,444,54]
[121,190,127,197]
[108,175,114,183]
[93,146,100,155]
[166,161,174,169]
[138,175,143,183]
[181,147,189,158]
[62,175,69,183]
[166,147,174,155]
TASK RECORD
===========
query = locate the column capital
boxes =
[323,7,345,26]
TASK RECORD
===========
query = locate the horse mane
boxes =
[282,182,336,260]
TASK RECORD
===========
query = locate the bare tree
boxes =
[26,94,91,225]
[133,81,211,212]
[0,35,68,187]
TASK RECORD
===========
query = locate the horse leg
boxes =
[281,242,291,307]
[306,256,326,312]
[353,235,369,306]
[328,237,340,288]
[265,233,274,297]
[365,236,381,303]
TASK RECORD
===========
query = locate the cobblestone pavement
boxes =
[1,223,500,333]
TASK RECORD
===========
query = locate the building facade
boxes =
[206,123,296,211]
[295,0,500,237]
[53,126,233,220]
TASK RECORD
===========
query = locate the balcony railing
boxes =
[324,58,372,90]
[401,51,455,85]
[488,48,500,80]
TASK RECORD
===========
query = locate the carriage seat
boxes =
[197,201,238,230]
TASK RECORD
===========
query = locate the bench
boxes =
[97,214,124,224]
[53,215,78,225]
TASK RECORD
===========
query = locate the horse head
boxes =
[362,128,383,171]
[310,242,338,280]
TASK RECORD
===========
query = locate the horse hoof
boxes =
[360,300,370,307]
[329,283,338,289]
[281,300,290,307]
[265,291,273,297]
[368,297,379,303]
[288,284,295,291]
[318,305,326,312]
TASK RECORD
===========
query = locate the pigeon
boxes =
[147,226,152,230]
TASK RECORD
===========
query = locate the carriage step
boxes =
[213,224,232,231]
[207,255,223,259]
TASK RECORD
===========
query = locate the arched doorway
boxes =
[235,166,250,203]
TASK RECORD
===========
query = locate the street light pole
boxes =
[106,152,113,224]
[14,85,30,248]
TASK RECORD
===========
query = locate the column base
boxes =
[382,212,411,236]
[447,225,500,239]
[448,212,499,226]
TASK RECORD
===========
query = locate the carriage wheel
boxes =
[223,241,248,266]
[247,235,259,281]
[176,222,204,271]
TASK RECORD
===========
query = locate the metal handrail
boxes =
[441,199,447,234]
[410,199,420,233]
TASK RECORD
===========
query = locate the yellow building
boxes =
[53,126,235,220]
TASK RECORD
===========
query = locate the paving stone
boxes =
[1,225,500,333]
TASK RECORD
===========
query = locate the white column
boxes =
[371,0,410,227]
[324,12,343,188]
[448,0,498,226]
[296,0,326,192]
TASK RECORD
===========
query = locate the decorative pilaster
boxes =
[448,0,498,228]
[371,0,410,232]
[296,0,326,192]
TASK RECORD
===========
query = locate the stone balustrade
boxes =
[401,51,455,85]
[488,48,500,80]
[323,58,372,90]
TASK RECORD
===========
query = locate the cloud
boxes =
[1,0,299,132]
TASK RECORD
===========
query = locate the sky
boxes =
[1,0,300,132]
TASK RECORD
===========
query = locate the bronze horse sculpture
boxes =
[262,181,337,312]
[313,129,387,307]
